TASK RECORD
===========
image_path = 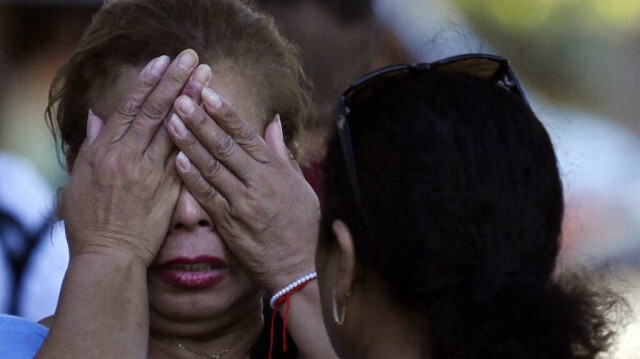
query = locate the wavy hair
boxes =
[320,70,622,358]
[46,0,311,171]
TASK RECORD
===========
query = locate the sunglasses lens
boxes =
[344,67,413,111]
[434,57,502,79]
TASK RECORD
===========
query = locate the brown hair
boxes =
[46,0,311,171]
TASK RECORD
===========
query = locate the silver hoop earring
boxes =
[332,289,346,325]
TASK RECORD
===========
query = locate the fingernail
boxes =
[176,96,195,115]
[178,49,197,70]
[169,114,188,136]
[202,87,222,110]
[193,64,212,87]
[274,113,283,142]
[176,151,191,171]
[150,55,170,77]
[87,109,99,143]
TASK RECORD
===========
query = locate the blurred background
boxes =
[0,0,639,356]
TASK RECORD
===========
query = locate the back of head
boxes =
[320,70,617,358]
[47,0,310,171]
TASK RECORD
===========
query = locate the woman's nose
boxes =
[169,186,214,231]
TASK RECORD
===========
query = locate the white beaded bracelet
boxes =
[269,272,318,309]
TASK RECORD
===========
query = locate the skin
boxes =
[37,50,263,358]
[36,49,336,359]
[166,65,336,359]
[315,220,432,359]
[37,50,196,359]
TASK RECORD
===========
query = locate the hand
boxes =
[61,49,201,266]
[166,86,320,293]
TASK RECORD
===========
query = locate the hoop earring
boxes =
[332,289,346,325]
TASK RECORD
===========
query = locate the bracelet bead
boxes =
[269,272,317,309]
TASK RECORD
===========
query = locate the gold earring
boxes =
[332,289,346,325]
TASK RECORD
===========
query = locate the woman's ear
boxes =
[331,219,356,301]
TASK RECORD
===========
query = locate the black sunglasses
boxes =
[336,53,529,213]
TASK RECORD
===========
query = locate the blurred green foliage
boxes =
[454,0,640,132]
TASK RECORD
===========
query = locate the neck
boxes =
[343,286,431,359]
[148,307,263,359]
[361,310,430,359]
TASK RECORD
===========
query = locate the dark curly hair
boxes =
[46,0,311,171]
[319,70,621,358]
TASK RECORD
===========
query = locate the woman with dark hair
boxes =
[166,54,622,359]
[314,56,621,359]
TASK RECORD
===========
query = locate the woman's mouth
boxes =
[152,256,228,289]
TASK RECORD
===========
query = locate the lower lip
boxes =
[155,269,226,289]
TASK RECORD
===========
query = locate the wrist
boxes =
[263,250,316,295]
[69,242,151,272]
[66,228,156,267]
[269,272,317,309]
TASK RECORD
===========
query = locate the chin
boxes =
[147,279,263,332]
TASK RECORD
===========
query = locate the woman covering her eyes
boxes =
[0,0,335,358]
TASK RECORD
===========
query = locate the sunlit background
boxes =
[1,0,639,356]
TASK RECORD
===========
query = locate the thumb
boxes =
[264,114,304,175]
[264,113,288,161]
[86,109,105,146]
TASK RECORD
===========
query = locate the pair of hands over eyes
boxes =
[62,49,319,293]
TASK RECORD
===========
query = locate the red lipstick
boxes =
[153,256,227,289]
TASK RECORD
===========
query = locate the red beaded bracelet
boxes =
[268,272,317,359]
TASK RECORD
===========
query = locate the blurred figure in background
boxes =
[0,152,67,321]
[0,3,97,187]
[256,0,413,194]
[0,3,95,322]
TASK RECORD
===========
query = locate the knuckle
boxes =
[202,156,224,177]
[214,135,236,159]
[191,110,209,128]
[164,70,188,91]
[115,96,140,119]
[201,184,218,201]
[106,152,129,174]
[236,125,260,146]
[182,135,200,154]
[219,106,236,120]
[140,98,167,120]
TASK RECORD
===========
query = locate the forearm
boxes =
[276,280,338,359]
[36,250,149,359]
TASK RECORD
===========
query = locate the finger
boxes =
[264,114,304,175]
[264,114,287,160]
[202,87,270,161]
[165,149,180,180]
[174,93,266,182]
[182,64,211,104]
[167,113,244,199]
[202,87,271,164]
[103,55,170,142]
[123,49,199,151]
[74,109,106,165]
[86,109,105,146]
[175,151,231,215]
[145,64,212,161]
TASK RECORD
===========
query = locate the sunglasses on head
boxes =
[336,53,529,212]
